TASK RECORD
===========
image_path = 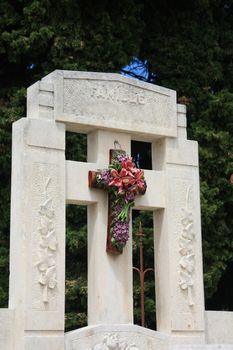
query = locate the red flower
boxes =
[121,158,134,171]
[108,163,145,195]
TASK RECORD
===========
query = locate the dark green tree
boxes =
[135,0,233,306]
[193,90,233,301]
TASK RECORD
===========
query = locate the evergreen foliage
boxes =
[0,0,232,330]
[192,90,233,299]
[136,0,233,306]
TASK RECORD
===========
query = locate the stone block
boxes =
[65,324,169,350]
[205,311,233,344]
[34,70,178,138]
[25,333,64,350]
[27,118,65,150]
[172,346,233,350]
[0,309,15,350]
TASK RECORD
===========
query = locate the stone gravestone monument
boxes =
[0,70,233,350]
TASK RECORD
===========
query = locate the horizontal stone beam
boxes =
[66,160,165,209]
[66,161,105,205]
[134,169,165,210]
[28,70,178,138]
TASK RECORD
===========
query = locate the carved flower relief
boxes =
[179,269,194,307]
[39,266,57,289]
[38,215,54,235]
[35,181,58,303]
[36,249,56,272]
[38,265,57,303]
[179,237,193,256]
[181,207,193,227]
[179,270,194,290]
[178,186,196,307]
[40,230,57,251]
[92,333,139,350]
[182,224,195,240]
[179,254,195,273]
[39,198,55,218]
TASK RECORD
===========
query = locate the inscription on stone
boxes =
[62,78,177,136]
[90,84,146,105]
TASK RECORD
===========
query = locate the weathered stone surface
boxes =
[172,346,233,350]
[8,118,65,350]
[0,70,231,349]
[0,309,15,350]
[65,324,169,350]
[205,311,233,344]
[28,70,177,138]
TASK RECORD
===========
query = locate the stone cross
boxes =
[4,70,206,350]
[66,130,159,326]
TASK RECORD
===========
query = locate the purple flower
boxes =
[100,169,112,186]
[113,204,123,216]
[113,220,129,244]
[125,191,135,203]
[116,154,131,162]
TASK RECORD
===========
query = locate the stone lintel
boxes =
[27,70,178,138]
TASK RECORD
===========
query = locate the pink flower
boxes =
[109,169,123,188]
[106,155,146,197]
[121,158,134,171]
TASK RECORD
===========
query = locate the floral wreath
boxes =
[95,151,146,252]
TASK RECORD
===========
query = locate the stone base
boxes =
[65,324,218,350]
[24,334,64,350]
[65,324,169,350]
[173,347,233,350]
[1,309,233,349]
[65,324,233,350]
[0,309,15,350]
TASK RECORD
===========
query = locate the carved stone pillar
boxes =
[153,105,205,344]
[9,118,66,350]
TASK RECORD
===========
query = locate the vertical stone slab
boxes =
[153,105,205,342]
[9,118,65,349]
[0,309,15,350]
[87,130,133,325]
